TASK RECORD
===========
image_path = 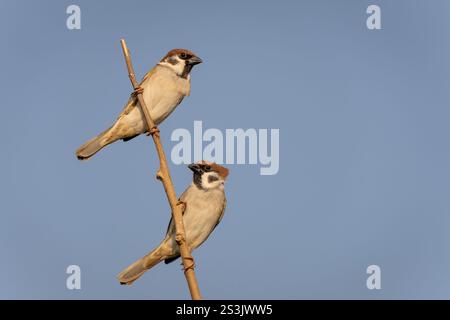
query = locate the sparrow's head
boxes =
[189,161,229,190]
[159,49,202,79]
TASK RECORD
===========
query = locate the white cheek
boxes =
[174,60,185,75]
[201,173,222,189]
[159,58,185,76]
[201,174,210,188]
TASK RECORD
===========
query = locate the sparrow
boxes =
[118,161,229,285]
[76,49,202,160]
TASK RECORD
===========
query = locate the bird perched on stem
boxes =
[76,49,202,160]
[118,161,229,285]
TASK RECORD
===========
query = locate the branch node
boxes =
[156,170,163,181]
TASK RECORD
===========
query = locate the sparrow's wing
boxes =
[164,196,227,265]
[164,188,189,237]
[121,96,137,116]
[213,197,227,231]
[119,66,159,117]
[141,66,158,83]
[165,192,227,238]
[163,189,190,264]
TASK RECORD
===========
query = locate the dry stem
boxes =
[120,39,202,300]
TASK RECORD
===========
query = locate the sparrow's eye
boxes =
[179,53,188,59]
[204,165,211,171]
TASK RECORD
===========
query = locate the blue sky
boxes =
[1,0,450,299]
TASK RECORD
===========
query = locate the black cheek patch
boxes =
[193,172,203,190]
[181,64,193,79]
[168,57,179,65]
[208,175,219,183]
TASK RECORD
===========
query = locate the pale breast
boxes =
[182,187,225,249]
[141,66,190,124]
[163,185,225,254]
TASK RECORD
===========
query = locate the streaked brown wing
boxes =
[164,188,189,236]
[210,197,227,236]
[119,66,158,117]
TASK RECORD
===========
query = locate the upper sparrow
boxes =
[76,49,202,160]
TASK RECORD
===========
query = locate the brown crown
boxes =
[161,48,198,61]
[199,161,229,180]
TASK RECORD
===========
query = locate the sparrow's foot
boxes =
[176,200,187,213]
[182,256,196,272]
[147,126,160,137]
[132,86,144,96]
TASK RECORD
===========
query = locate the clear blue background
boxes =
[1,0,450,299]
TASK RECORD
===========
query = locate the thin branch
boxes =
[120,39,202,300]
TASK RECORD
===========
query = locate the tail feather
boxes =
[117,247,164,285]
[76,127,112,161]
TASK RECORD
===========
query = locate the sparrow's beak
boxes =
[188,163,201,172]
[188,56,203,66]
